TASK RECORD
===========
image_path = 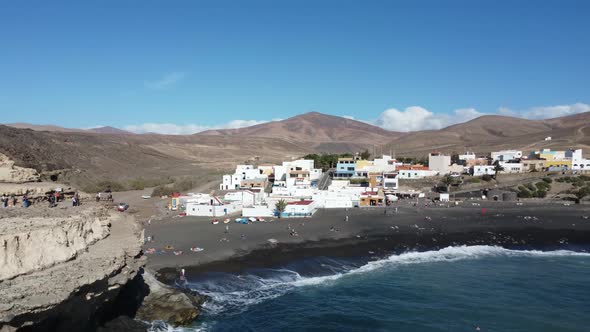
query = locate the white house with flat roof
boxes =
[568,149,590,170]
[428,153,451,174]
[491,150,522,162]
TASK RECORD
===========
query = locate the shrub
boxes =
[82,180,126,193]
[535,181,550,191]
[468,178,481,184]
[534,190,547,198]
[542,177,553,184]
[128,178,147,190]
[518,189,532,198]
[151,177,197,197]
[579,175,590,182]
[526,183,536,191]
[481,174,493,182]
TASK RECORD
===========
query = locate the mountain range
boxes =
[1,111,589,189]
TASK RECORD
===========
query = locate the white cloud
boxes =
[124,119,271,135]
[144,72,186,90]
[500,103,590,120]
[374,106,485,132]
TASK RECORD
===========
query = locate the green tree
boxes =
[451,152,460,165]
[275,199,288,218]
[360,149,371,160]
[493,160,505,179]
[441,175,455,193]
[573,186,590,204]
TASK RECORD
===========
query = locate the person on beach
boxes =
[345,215,349,222]
[96,192,101,202]
[1,194,7,208]
[10,194,16,207]
[225,225,229,233]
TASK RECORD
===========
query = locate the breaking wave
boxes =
[187,245,590,317]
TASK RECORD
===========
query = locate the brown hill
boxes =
[385,112,590,156]
[199,112,402,149]
[1,112,589,189]
[5,123,133,135]
[5,123,83,133]
[0,125,311,190]
[86,126,134,135]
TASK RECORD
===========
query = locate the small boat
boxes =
[248,217,257,222]
[224,218,231,224]
[211,219,219,225]
[258,217,266,222]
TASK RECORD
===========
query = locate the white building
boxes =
[382,172,399,190]
[499,161,525,174]
[491,150,522,162]
[428,153,451,174]
[186,197,242,217]
[223,190,264,207]
[242,205,275,218]
[472,165,496,176]
[396,166,438,179]
[283,200,317,217]
[459,152,476,161]
[220,164,268,190]
[274,159,322,188]
[568,149,590,170]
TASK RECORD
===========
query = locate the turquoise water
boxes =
[156,246,590,332]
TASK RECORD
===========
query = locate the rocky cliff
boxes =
[0,205,146,331]
[0,153,39,183]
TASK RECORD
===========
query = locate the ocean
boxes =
[150,246,590,332]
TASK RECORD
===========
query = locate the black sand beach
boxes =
[142,201,590,283]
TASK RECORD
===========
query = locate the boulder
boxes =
[136,272,206,327]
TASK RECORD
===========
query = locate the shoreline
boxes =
[146,202,590,284]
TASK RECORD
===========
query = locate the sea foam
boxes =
[189,246,590,316]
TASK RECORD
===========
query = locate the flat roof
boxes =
[287,200,314,205]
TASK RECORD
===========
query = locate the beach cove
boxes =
[142,202,590,282]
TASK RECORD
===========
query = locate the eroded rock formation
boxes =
[0,153,39,183]
[0,205,145,331]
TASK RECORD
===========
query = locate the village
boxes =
[164,146,590,220]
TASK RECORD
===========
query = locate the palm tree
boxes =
[275,199,288,218]
[493,160,505,179]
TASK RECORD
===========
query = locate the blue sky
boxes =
[1,0,589,133]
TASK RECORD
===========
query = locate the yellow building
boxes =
[544,160,571,170]
[355,160,373,170]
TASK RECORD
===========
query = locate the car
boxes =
[117,203,129,212]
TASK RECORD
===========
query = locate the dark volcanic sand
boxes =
[142,202,590,283]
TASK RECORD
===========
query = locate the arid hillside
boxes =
[384,113,590,156]
[199,112,402,151]
[0,125,311,189]
[1,112,589,189]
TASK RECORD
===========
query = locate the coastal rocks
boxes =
[136,272,206,327]
[0,206,146,331]
[0,153,40,183]
[0,209,110,280]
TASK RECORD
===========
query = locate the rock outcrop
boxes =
[136,272,206,327]
[0,205,145,331]
[0,153,39,183]
[0,209,110,280]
